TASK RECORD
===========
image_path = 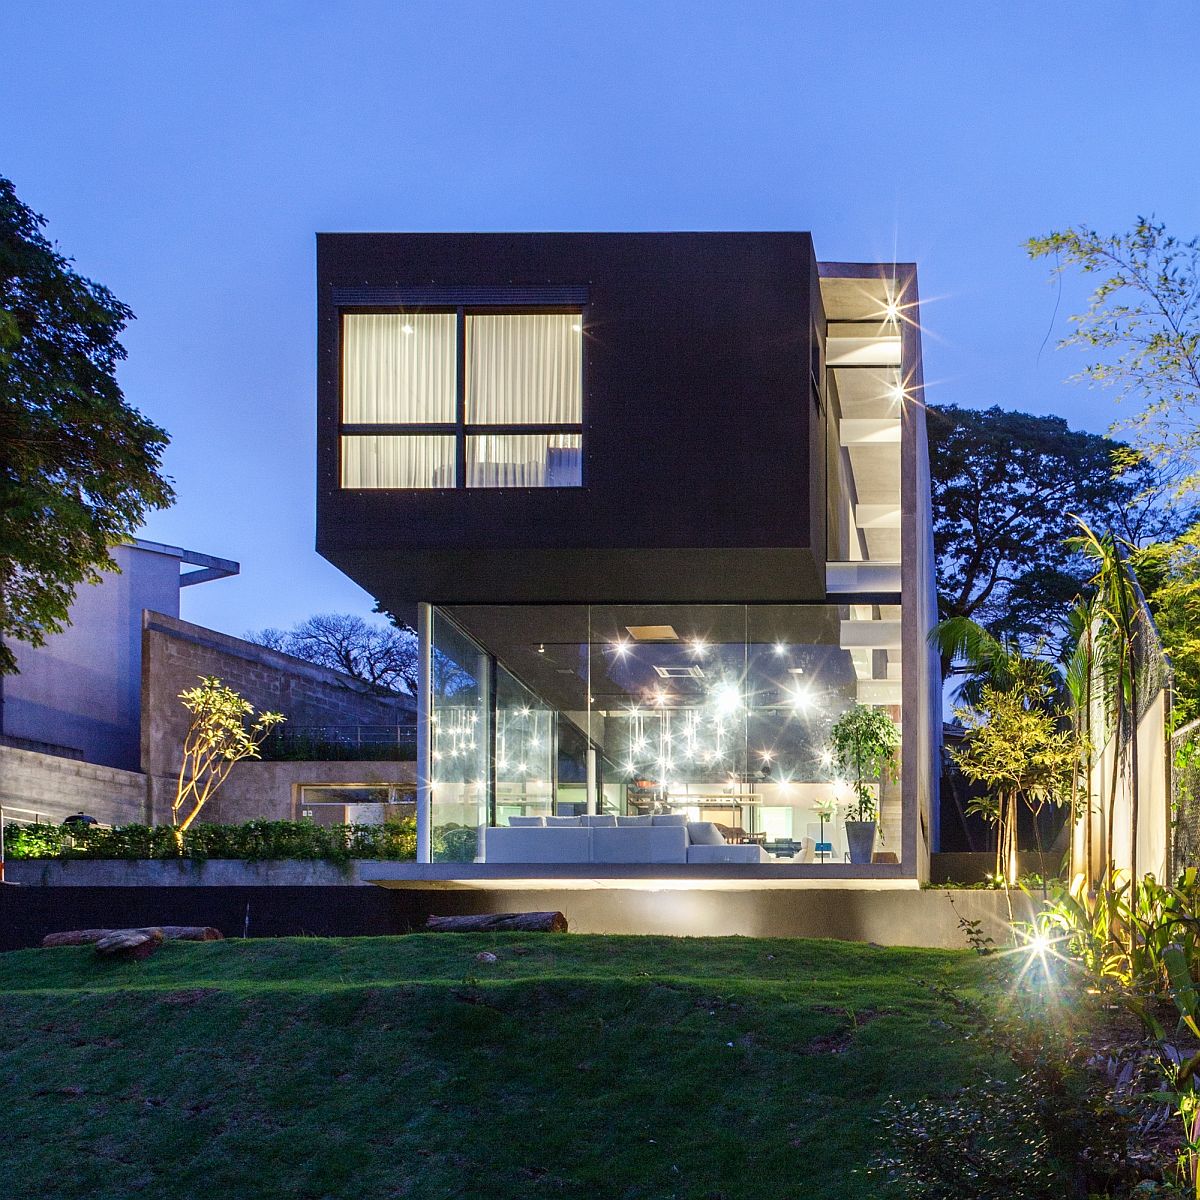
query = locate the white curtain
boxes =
[466,313,582,424]
[466,434,581,488]
[342,313,456,423]
[341,435,456,488]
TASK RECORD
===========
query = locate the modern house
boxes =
[316,232,940,885]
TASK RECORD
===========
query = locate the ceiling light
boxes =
[571,322,582,332]
[773,642,787,656]
[690,637,708,655]
[626,625,679,642]
[401,322,414,335]
[759,749,774,763]
[610,639,630,658]
[889,383,906,402]
[883,300,900,322]
[790,686,813,712]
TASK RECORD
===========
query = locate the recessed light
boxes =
[626,625,679,641]
[401,323,414,335]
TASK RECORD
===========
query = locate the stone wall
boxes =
[204,760,416,824]
[0,744,148,826]
[142,612,415,823]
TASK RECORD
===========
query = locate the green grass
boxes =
[0,935,993,1199]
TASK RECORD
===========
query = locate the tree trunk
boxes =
[94,928,163,960]
[425,912,568,933]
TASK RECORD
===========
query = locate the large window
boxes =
[340,310,583,489]
[431,603,905,865]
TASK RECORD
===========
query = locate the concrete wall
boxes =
[0,866,1035,950]
[142,612,415,823]
[3,543,182,770]
[378,884,1037,948]
[203,760,417,823]
[7,859,371,887]
[0,744,148,826]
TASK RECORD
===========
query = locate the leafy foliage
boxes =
[873,988,1151,1198]
[828,703,899,823]
[930,614,1064,708]
[173,678,285,833]
[926,403,1186,659]
[3,817,417,863]
[0,174,173,673]
[1132,524,1200,725]
[1031,871,1200,1195]
[1028,218,1200,496]
[951,684,1082,884]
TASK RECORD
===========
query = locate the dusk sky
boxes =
[3,3,1196,638]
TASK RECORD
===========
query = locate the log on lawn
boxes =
[425,912,568,933]
[94,928,164,960]
[42,925,223,948]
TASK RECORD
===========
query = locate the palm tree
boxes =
[1070,520,1145,887]
[930,616,1062,708]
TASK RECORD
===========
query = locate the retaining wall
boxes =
[0,744,148,826]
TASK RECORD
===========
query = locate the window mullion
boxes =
[456,307,467,487]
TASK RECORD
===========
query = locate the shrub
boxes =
[2,818,417,863]
[871,1009,1144,1198]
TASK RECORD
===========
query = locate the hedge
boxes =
[2,818,418,864]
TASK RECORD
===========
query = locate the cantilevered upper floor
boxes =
[316,232,884,609]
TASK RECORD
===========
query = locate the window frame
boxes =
[338,305,585,490]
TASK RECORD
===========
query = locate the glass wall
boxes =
[493,663,555,824]
[434,603,904,864]
[429,610,489,862]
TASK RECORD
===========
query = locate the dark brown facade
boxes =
[316,232,827,611]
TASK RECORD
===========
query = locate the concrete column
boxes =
[416,602,433,864]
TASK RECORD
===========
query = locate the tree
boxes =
[1028,219,1200,496]
[1131,523,1200,726]
[951,684,1081,885]
[929,615,1063,708]
[248,612,475,698]
[828,703,900,825]
[249,613,418,694]
[927,403,1187,664]
[0,175,173,673]
[173,677,284,836]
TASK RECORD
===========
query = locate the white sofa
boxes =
[481,815,784,865]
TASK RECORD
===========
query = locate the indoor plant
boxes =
[828,704,900,865]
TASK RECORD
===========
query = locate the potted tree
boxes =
[828,704,900,865]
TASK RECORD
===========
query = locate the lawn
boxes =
[0,934,993,1199]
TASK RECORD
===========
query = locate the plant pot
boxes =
[844,820,877,865]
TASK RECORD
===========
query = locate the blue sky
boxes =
[2,2,1197,636]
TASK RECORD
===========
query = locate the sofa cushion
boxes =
[581,814,617,827]
[508,816,545,827]
[484,826,590,863]
[545,815,583,826]
[651,813,686,827]
[591,825,689,864]
[616,815,653,827]
[687,821,725,846]
[687,843,772,864]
